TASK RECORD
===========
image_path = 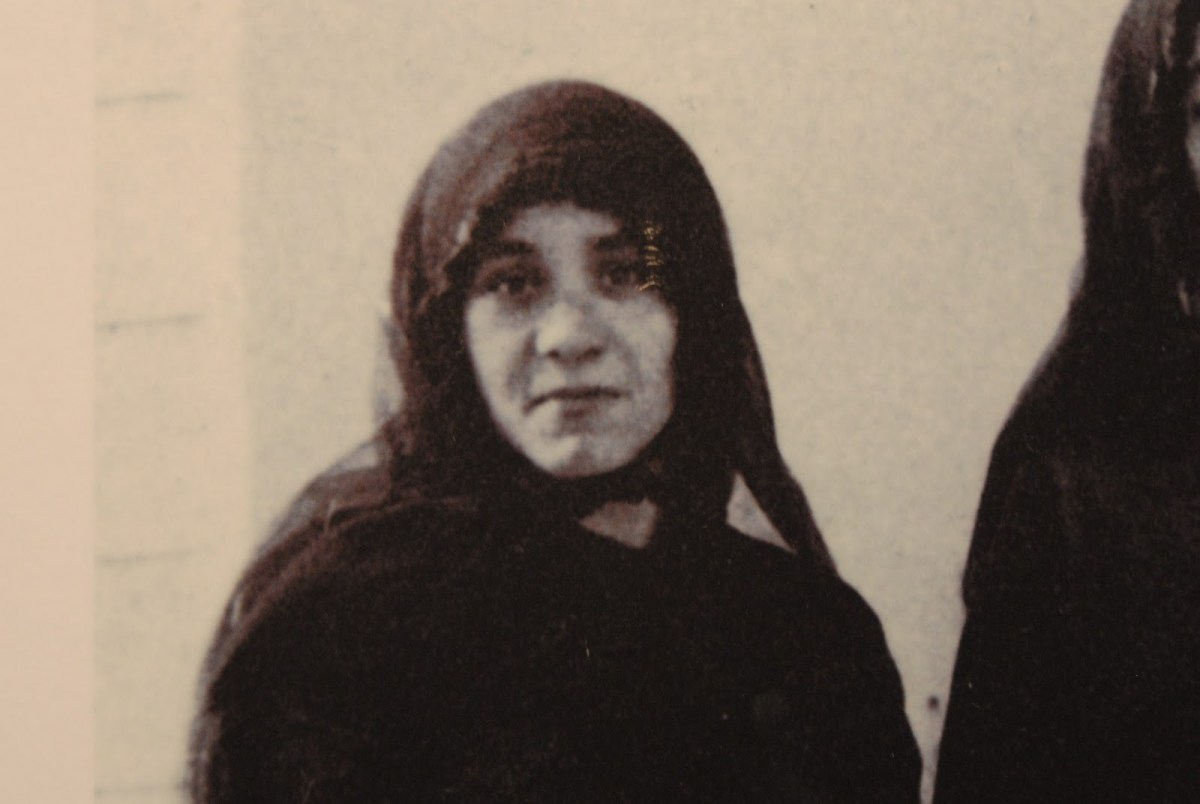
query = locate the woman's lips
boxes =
[526,386,622,411]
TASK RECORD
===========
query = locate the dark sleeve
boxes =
[188,502,441,803]
[189,559,404,804]
[189,448,402,801]
[191,689,381,803]
[737,541,922,802]
[934,450,1084,803]
[817,587,923,803]
[188,592,379,801]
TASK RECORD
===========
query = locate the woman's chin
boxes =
[526,437,631,480]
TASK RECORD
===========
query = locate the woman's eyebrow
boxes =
[593,231,639,252]
[477,238,536,259]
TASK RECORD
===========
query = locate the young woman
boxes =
[936,1,1200,800]
[190,81,920,802]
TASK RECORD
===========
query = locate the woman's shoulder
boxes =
[258,496,477,594]
[194,497,489,732]
[716,525,845,583]
[710,527,888,639]
[191,496,490,800]
[961,392,1192,608]
[210,494,485,666]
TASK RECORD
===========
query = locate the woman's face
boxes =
[464,202,676,479]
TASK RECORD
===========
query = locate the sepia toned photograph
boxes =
[91,0,1199,801]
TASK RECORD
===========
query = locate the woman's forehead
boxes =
[500,203,623,243]
[473,201,647,256]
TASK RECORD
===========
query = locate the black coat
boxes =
[935,0,1200,799]
[935,419,1200,801]
[192,501,921,802]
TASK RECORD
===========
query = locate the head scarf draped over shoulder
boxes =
[998,0,1200,456]
[962,0,1200,602]
[347,81,833,565]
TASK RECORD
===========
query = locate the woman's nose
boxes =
[534,296,605,363]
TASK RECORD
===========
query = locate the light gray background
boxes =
[97,2,1129,800]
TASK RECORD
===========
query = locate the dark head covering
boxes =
[296,80,833,564]
[1079,0,1200,317]
[988,0,1200,477]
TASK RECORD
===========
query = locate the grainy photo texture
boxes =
[95,2,1192,802]
[188,81,921,801]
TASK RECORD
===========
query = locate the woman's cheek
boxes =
[629,302,678,382]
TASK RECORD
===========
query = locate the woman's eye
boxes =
[474,263,543,300]
[492,273,531,295]
[600,260,650,290]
